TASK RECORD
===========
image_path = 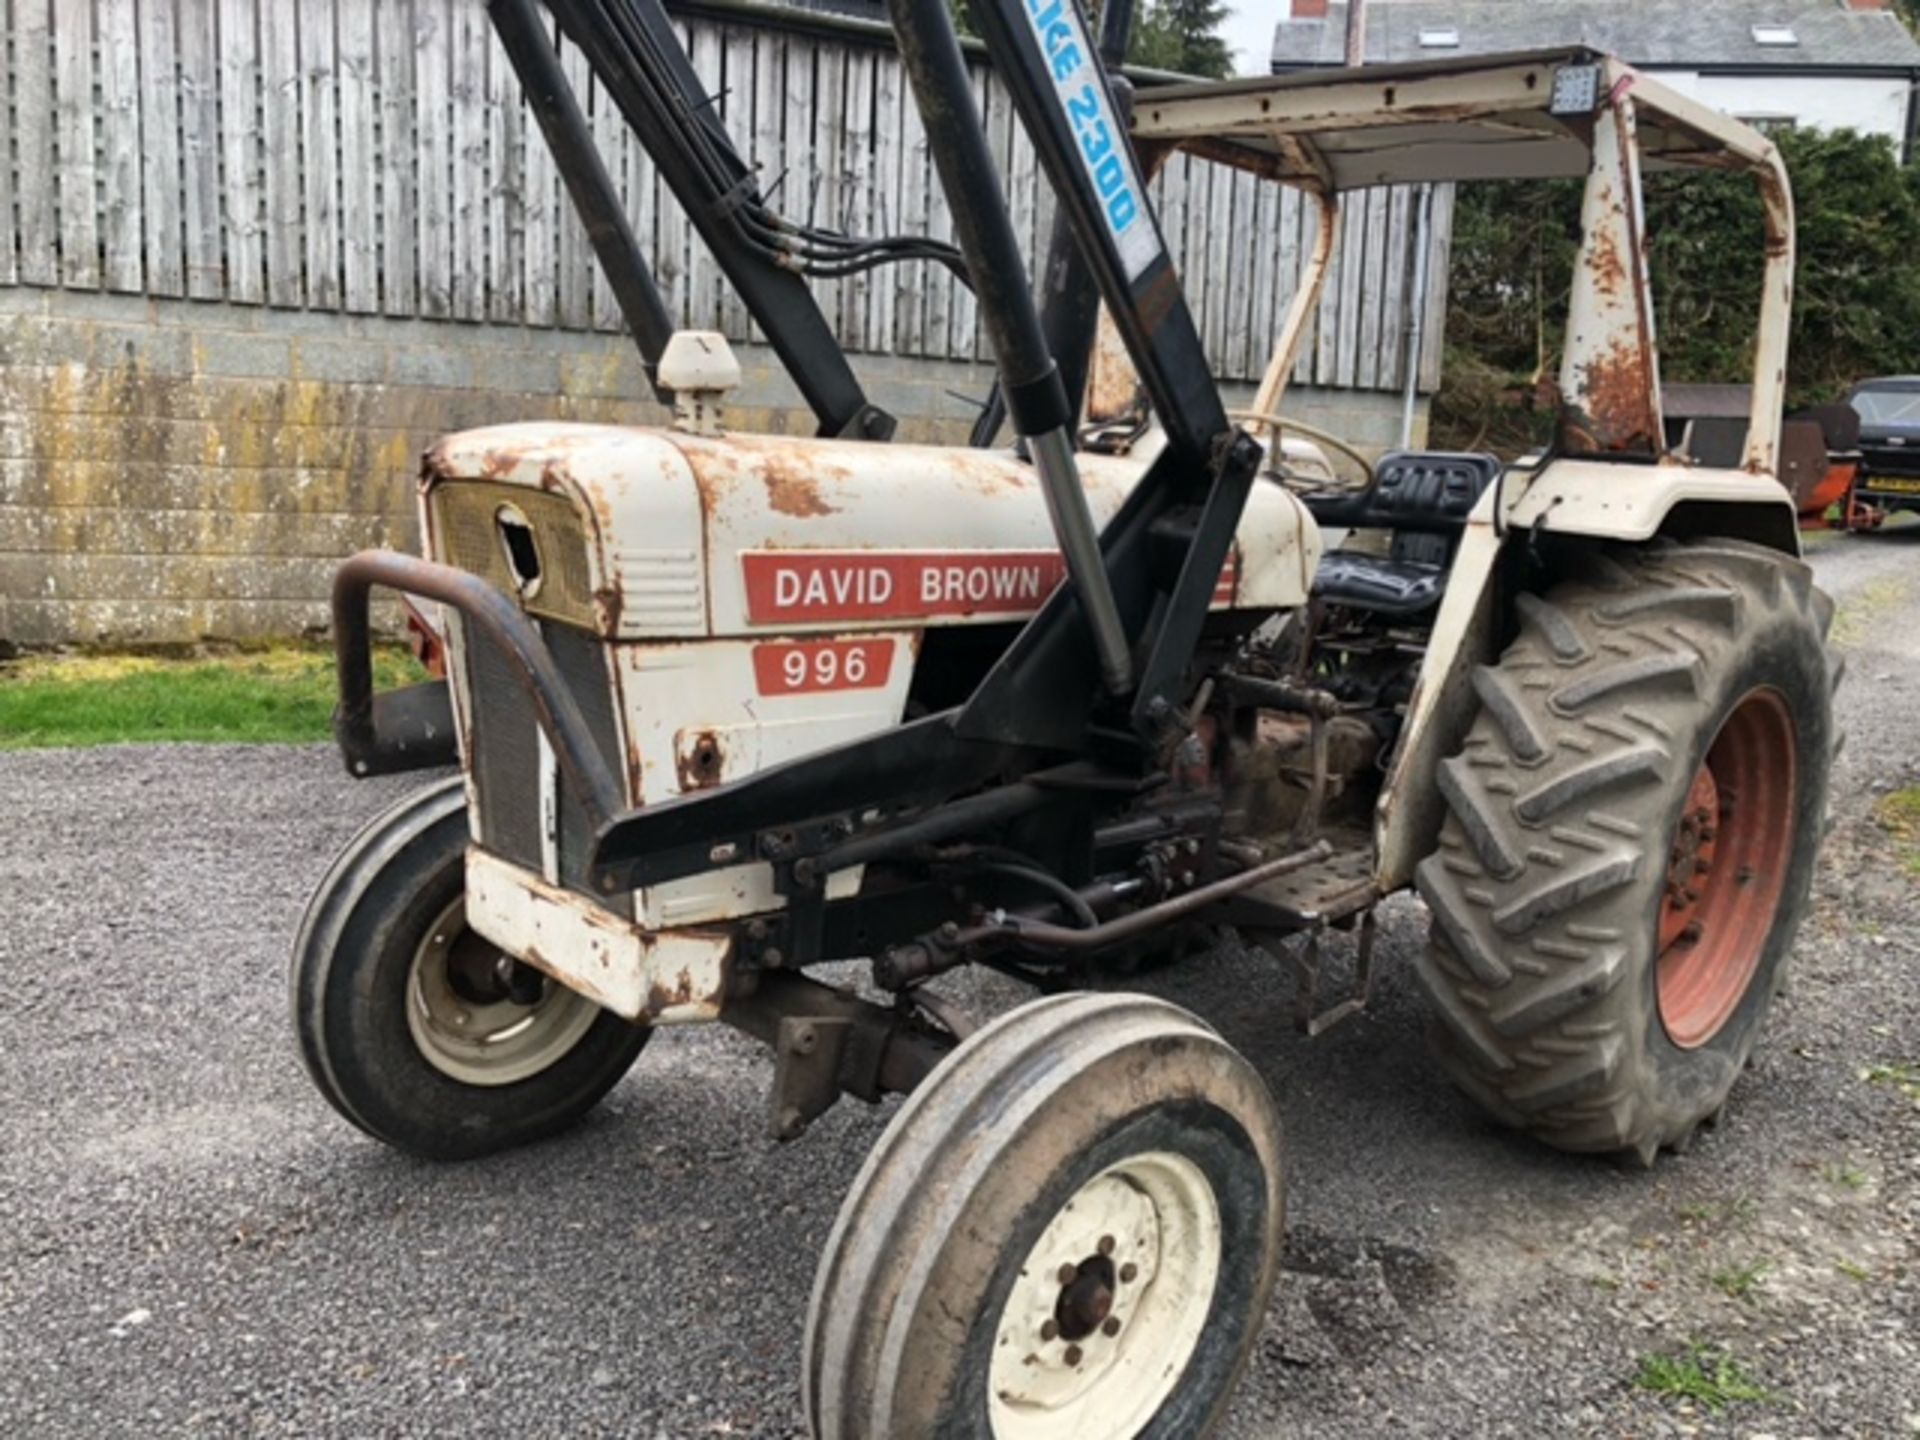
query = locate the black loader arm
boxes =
[922,0,1260,744]
[590,0,1261,893]
[490,0,910,440]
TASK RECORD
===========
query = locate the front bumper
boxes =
[1856,472,1920,507]
[464,847,732,1023]
[332,550,739,1022]
[330,549,626,830]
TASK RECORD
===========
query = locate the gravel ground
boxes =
[2,531,1916,1438]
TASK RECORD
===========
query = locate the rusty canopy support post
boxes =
[1747,156,1796,474]
[1556,86,1664,457]
[1344,0,1366,67]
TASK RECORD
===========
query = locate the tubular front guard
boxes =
[330,549,731,1023]
[331,550,625,827]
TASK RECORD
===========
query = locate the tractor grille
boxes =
[430,481,598,629]
[461,618,629,904]
[431,476,628,901]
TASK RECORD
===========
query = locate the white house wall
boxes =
[1648,72,1912,148]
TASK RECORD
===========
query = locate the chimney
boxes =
[1291,0,1330,17]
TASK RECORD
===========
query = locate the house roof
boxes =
[1273,1,1920,72]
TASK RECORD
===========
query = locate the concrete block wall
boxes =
[0,287,1420,647]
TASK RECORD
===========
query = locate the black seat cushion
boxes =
[1307,451,1501,617]
[1313,552,1448,617]
[1301,451,1501,534]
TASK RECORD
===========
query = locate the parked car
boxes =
[1848,376,1920,522]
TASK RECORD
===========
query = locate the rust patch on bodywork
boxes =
[750,445,846,517]
[647,967,701,1016]
[676,729,727,790]
[1585,222,1627,302]
[1086,313,1144,427]
[943,448,1030,494]
[517,942,625,1019]
[624,729,648,800]
[1561,337,1659,454]
[764,469,837,517]
[593,583,624,634]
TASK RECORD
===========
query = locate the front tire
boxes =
[1414,539,1836,1163]
[804,992,1284,1440]
[291,777,649,1160]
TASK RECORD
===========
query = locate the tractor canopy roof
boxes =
[1130,49,1794,474]
[1129,48,1783,192]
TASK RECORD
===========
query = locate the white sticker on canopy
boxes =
[1019,0,1161,283]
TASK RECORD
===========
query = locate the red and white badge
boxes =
[752,638,894,695]
[742,549,1238,625]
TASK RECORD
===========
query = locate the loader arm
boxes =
[492,0,943,440]
[592,0,1260,889]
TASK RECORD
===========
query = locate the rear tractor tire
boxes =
[1414,538,1837,1163]
[804,993,1285,1440]
[291,776,649,1161]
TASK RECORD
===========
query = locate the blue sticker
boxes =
[1020,0,1160,282]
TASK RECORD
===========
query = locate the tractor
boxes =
[291,1,1837,1433]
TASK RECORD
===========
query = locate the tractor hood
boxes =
[420,422,1322,639]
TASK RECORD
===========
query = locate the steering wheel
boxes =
[1228,409,1375,494]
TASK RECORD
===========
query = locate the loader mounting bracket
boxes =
[721,972,954,1140]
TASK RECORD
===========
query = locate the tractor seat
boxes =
[1301,451,1502,617]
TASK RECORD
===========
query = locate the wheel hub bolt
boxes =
[1119,1262,1138,1283]
[1101,1317,1122,1337]
[1040,1319,1058,1341]
[1097,1235,1116,1256]
[1057,1263,1078,1285]
[1064,1345,1083,1367]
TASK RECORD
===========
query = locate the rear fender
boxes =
[1374,459,1797,890]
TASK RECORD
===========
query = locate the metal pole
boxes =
[887,0,1133,693]
[488,0,675,402]
[968,0,1138,448]
[1400,183,1433,448]
[1344,0,1366,67]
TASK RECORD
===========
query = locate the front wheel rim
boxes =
[987,1150,1222,1440]
[405,896,600,1086]
[1656,687,1797,1049]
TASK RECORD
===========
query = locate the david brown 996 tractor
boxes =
[292,0,1838,1432]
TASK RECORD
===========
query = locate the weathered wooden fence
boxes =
[0,0,1447,390]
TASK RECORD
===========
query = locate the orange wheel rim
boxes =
[1655,688,1797,1049]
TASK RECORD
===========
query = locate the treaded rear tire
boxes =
[1413,538,1837,1163]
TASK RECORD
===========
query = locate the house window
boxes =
[1750,24,1799,46]
[1417,27,1460,47]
